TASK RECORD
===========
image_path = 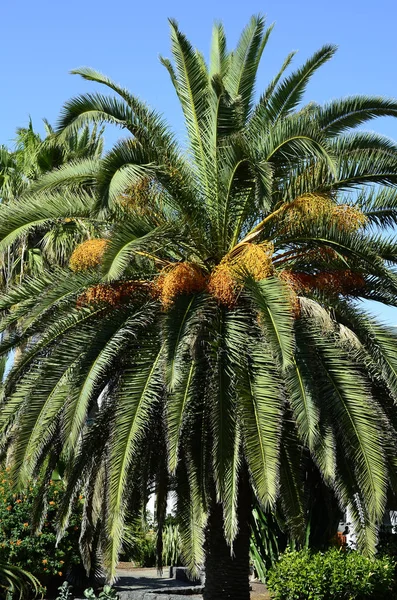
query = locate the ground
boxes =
[116,564,270,599]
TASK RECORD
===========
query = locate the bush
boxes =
[121,517,156,567]
[266,548,395,600]
[55,582,119,600]
[121,515,182,568]
[162,522,181,567]
[0,468,82,592]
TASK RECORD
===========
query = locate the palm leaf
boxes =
[265,45,337,122]
[104,335,163,578]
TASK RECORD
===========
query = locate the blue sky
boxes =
[2,0,397,322]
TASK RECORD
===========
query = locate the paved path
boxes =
[114,566,270,599]
[114,567,201,599]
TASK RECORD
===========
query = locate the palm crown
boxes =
[2,16,397,594]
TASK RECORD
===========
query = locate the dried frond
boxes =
[299,297,335,331]
[69,239,108,272]
[154,263,207,308]
[77,281,148,307]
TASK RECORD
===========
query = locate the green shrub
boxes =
[267,548,395,600]
[84,585,119,599]
[55,582,119,600]
[162,522,181,566]
[121,517,157,567]
[0,468,82,591]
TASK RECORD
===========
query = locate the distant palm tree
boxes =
[0,118,103,288]
[2,15,397,600]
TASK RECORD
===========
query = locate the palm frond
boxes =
[245,276,294,370]
[104,335,163,578]
[304,319,387,521]
[224,15,273,118]
[0,190,94,249]
[264,45,337,123]
[239,339,283,507]
[317,96,397,136]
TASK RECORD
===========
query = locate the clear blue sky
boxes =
[2,0,397,322]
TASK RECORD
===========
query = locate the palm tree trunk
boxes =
[203,470,251,600]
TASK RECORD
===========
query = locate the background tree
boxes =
[0,118,103,289]
[2,16,397,600]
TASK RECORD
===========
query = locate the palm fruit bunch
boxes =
[118,178,151,214]
[279,269,365,297]
[278,270,302,316]
[153,262,208,308]
[283,193,367,233]
[77,281,148,307]
[331,204,367,232]
[69,239,108,272]
[208,242,274,307]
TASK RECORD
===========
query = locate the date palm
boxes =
[2,16,397,600]
[0,118,103,288]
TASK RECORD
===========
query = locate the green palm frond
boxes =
[317,96,397,136]
[176,455,206,576]
[167,20,210,173]
[246,276,294,369]
[97,138,156,211]
[209,309,239,505]
[278,422,306,542]
[0,562,41,599]
[305,321,387,521]
[209,21,228,78]
[239,339,282,507]
[63,306,156,451]
[70,67,173,148]
[0,189,94,249]
[224,15,273,118]
[26,157,100,195]
[105,335,163,578]
[264,45,337,123]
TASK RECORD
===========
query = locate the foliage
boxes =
[55,582,119,600]
[250,507,285,583]
[266,548,396,600]
[122,516,182,568]
[121,518,157,567]
[0,562,41,600]
[83,585,119,600]
[0,469,81,588]
[56,581,74,600]
[378,524,397,555]
[162,522,182,567]
[0,118,103,290]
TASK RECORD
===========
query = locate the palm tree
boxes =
[2,15,397,600]
[0,118,103,288]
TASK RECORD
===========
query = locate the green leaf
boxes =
[246,276,295,370]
